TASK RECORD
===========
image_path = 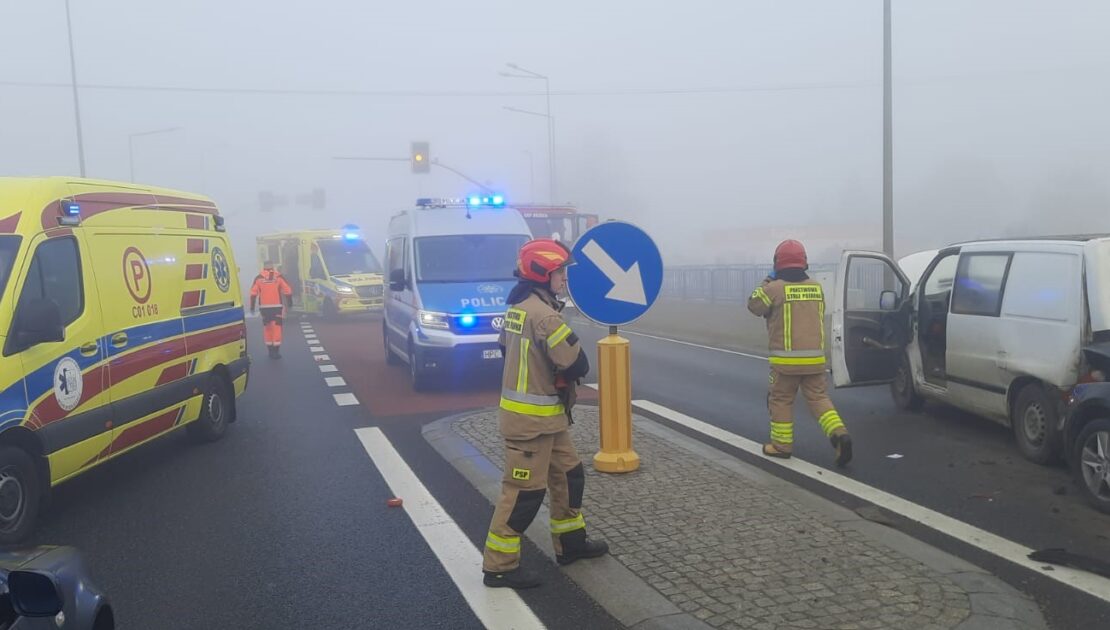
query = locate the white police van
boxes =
[383,196,532,390]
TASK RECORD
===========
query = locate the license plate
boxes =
[483,349,503,359]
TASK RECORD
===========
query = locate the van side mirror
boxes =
[879,290,898,311]
[389,269,406,291]
[13,298,65,350]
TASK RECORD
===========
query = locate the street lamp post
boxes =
[64,0,86,177]
[129,127,183,182]
[883,0,894,258]
[502,105,555,203]
[500,63,556,203]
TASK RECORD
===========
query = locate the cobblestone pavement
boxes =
[454,408,1024,630]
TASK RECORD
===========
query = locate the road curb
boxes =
[425,410,1048,630]
[422,412,713,630]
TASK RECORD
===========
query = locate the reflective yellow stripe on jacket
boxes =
[547,324,572,347]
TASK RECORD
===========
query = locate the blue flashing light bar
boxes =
[416,195,506,209]
[64,202,81,216]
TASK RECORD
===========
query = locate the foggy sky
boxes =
[2,1,1109,272]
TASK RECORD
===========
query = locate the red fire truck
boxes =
[513,204,599,245]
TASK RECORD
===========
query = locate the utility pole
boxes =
[64,0,87,177]
[882,0,894,257]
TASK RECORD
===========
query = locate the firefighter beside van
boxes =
[748,240,853,467]
[483,239,609,589]
[250,261,294,359]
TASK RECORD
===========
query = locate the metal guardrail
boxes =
[661,264,838,302]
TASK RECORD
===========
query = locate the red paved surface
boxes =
[311,315,594,418]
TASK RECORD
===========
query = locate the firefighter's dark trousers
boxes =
[483,430,589,572]
[767,369,847,454]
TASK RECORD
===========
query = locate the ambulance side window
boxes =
[19,237,84,327]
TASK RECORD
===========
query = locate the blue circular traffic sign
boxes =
[567,221,663,326]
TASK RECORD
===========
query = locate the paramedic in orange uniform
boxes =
[249,261,294,358]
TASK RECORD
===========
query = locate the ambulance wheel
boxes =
[323,299,339,320]
[188,376,232,443]
[408,344,432,392]
[0,447,41,545]
[384,320,401,366]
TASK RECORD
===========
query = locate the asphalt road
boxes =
[22,316,618,630]
[572,321,1110,628]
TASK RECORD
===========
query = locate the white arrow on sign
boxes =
[581,239,647,305]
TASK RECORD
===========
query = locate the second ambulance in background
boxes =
[256,225,385,318]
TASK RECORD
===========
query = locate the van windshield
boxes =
[415,234,528,283]
[0,236,20,302]
[317,239,382,276]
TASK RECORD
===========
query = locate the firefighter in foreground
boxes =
[249,261,294,359]
[748,240,853,467]
[483,239,609,589]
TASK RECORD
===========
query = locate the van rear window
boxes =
[0,236,21,301]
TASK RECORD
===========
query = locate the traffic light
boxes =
[411,142,430,174]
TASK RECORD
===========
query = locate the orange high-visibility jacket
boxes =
[250,271,293,309]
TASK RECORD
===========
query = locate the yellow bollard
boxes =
[594,327,640,473]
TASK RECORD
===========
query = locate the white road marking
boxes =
[310,346,325,352]
[319,365,338,373]
[325,376,347,387]
[577,321,768,361]
[355,428,546,630]
[632,399,1110,604]
[305,335,319,341]
[333,393,359,406]
[314,354,331,361]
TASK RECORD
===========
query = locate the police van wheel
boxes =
[188,376,232,443]
[384,320,401,366]
[409,345,432,392]
[0,447,40,545]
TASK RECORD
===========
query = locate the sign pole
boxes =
[566,221,660,475]
[594,325,639,473]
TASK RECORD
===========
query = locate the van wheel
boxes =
[408,344,432,392]
[890,353,925,411]
[323,299,339,320]
[188,376,232,443]
[384,320,401,366]
[1012,384,1062,465]
[1074,418,1110,514]
[0,447,41,545]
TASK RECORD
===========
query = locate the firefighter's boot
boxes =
[556,532,610,566]
[483,566,542,589]
[831,433,853,467]
[762,443,792,459]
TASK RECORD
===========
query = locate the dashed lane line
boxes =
[325,377,347,388]
[355,428,546,630]
[333,393,359,406]
[310,346,325,352]
[319,365,338,373]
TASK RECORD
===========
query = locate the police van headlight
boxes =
[419,310,450,329]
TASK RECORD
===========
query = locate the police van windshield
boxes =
[415,234,527,283]
[0,236,20,302]
[317,239,382,276]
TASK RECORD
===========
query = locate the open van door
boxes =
[831,251,912,387]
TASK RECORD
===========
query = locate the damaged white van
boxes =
[829,236,1110,471]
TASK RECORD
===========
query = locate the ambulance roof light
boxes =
[64,202,80,216]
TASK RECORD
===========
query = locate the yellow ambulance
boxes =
[256,226,384,317]
[0,176,249,543]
